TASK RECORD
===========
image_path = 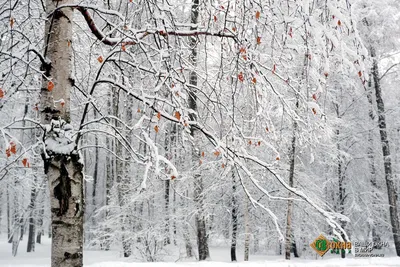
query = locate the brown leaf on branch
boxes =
[10,142,17,154]
[22,158,28,167]
[174,111,181,121]
[47,81,54,91]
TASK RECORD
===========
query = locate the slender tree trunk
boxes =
[164,128,171,246]
[244,197,250,261]
[92,108,99,217]
[36,198,44,244]
[12,180,21,256]
[366,80,382,248]
[337,128,346,259]
[230,171,238,262]
[7,185,12,243]
[371,48,400,256]
[189,0,209,260]
[182,189,193,258]
[285,118,297,260]
[27,174,38,252]
[40,1,84,266]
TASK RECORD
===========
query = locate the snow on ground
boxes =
[1,237,400,267]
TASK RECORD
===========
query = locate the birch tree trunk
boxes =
[40,1,84,266]
[371,48,400,256]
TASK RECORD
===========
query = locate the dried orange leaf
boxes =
[213,150,220,156]
[22,158,28,167]
[47,81,54,91]
[255,11,261,20]
[171,175,176,180]
[201,151,205,157]
[221,163,225,168]
[97,56,104,63]
[157,112,161,120]
[10,17,14,28]
[0,88,4,98]
[256,36,261,45]
[174,111,181,121]
[10,142,16,154]
[276,156,280,161]
[154,125,159,133]
[252,77,257,84]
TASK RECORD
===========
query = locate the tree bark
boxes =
[27,174,38,252]
[164,126,171,246]
[285,117,297,260]
[7,184,12,243]
[40,0,84,266]
[189,0,209,261]
[336,127,346,259]
[366,79,382,248]
[230,171,238,262]
[371,48,400,256]
[244,196,250,261]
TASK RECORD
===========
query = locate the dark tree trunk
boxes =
[189,0,209,261]
[36,201,44,244]
[7,184,12,244]
[366,79,382,248]
[230,171,238,262]
[27,175,38,252]
[285,116,297,260]
[371,48,400,256]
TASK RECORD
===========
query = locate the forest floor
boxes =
[1,236,400,267]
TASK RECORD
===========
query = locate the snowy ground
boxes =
[1,237,400,267]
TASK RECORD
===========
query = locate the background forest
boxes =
[1,0,400,266]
